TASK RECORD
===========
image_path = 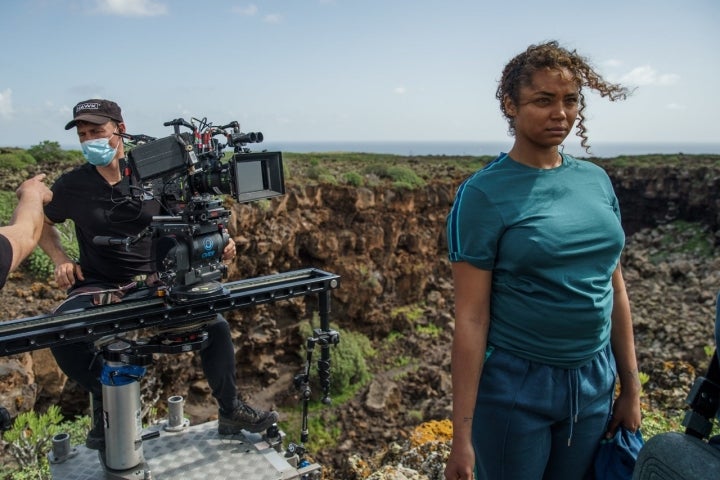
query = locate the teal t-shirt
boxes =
[447,153,624,368]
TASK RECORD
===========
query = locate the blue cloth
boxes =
[594,427,644,480]
[446,153,625,367]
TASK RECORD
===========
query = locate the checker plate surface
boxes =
[49,421,319,480]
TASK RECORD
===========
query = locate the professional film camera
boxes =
[108,117,285,298]
[0,117,341,479]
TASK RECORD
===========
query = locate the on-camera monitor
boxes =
[232,152,285,203]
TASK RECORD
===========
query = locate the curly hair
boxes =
[496,40,631,152]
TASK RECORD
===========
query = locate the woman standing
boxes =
[444,41,641,480]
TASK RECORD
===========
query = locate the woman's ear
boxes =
[503,94,517,117]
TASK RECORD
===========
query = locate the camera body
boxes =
[121,118,285,294]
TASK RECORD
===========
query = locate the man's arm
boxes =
[38,217,84,290]
[0,174,53,273]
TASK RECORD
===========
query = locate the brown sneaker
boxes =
[218,401,279,435]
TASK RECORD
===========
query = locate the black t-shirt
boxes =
[0,233,11,289]
[44,163,163,286]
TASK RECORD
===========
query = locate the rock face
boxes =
[1,158,719,477]
[604,162,720,235]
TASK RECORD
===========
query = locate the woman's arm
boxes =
[607,263,642,436]
[444,262,492,480]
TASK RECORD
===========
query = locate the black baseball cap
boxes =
[65,99,124,130]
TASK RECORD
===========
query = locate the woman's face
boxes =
[504,67,580,149]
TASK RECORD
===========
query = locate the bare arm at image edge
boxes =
[0,174,53,276]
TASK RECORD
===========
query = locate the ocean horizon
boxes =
[50,140,720,159]
[256,140,720,159]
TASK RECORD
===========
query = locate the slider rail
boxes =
[0,268,340,356]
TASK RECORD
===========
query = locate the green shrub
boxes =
[362,164,426,189]
[1,406,63,479]
[386,166,425,187]
[328,328,374,395]
[26,220,79,279]
[306,164,330,180]
[0,409,91,480]
[317,173,338,185]
[0,149,36,170]
[0,191,17,224]
[26,141,77,164]
[299,322,374,397]
[342,171,364,186]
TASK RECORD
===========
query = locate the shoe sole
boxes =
[218,415,279,435]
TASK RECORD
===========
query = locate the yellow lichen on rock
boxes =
[409,419,453,447]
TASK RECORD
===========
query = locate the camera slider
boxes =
[0,268,340,356]
[1,268,340,479]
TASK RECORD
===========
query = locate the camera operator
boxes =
[37,99,278,451]
[0,174,53,289]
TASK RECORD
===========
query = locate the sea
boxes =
[255,141,720,159]
[53,140,720,159]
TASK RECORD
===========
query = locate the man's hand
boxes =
[54,261,84,290]
[16,174,53,205]
[222,237,237,262]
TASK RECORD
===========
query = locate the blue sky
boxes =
[0,0,718,151]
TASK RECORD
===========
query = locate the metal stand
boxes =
[97,331,207,478]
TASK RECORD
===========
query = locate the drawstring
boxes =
[567,368,579,446]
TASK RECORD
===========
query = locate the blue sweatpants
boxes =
[472,343,616,480]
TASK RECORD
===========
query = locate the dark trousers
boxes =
[50,291,238,413]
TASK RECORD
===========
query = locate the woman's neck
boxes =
[507,145,562,170]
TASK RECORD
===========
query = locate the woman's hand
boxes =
[606,386,642,437]
[444,439,476,480]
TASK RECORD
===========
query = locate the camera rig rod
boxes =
[0,268,340,358]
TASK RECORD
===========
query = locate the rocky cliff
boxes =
[1,157,719,478]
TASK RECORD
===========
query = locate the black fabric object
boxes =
[44,163,161,286]
[0,233,12,289]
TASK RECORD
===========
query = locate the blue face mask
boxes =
[81,136,118,167]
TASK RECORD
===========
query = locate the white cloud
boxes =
[601,59,622,68]
[231,4,258,16]
[264,13,283,23]
[665,103,685,110]
[0,89,14,119]
[95,0,167,17]
[617,65,680,87]
[394,87,406,95]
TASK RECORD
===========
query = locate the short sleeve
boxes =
[446,181,504,270]
[44,175,68,224]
